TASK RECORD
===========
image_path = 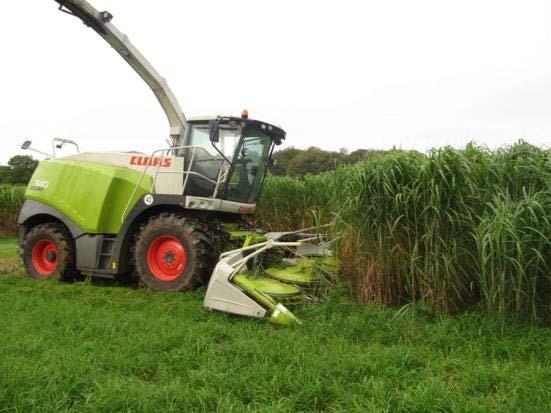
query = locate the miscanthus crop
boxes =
[0,185,25,234]
[258,141,551,323]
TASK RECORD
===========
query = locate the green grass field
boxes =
[0,236,18,257]
[0,237,21,275]
[0,239,549,412]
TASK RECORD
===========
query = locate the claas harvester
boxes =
[17,0,336,325]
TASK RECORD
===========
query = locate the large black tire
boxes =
[134,213,214,292]
[22,223,76,281]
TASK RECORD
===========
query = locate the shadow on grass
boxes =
[83,273,142,290]
[0,257,144,293]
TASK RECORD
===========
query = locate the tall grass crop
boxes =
[256,174,334,230]
[258,142,551,323]
[0,185,25,234]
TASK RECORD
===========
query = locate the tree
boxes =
[286,147,341,178]
[1,155,39,185]
[270,146,383,178]
[0,166,9,183]
[268,146,411,178]
[270,147,302,176]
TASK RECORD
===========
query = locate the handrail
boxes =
[52,138,80,157]
[213,166,229,198]
[121,145,230,222]
[181,147,198,194]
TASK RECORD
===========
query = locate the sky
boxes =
[1,0,550,164]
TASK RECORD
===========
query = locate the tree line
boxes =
[270,147,389,178]
[0,155,39,185]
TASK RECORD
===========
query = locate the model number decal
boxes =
[130,156,172,168]
[30,180,49,191]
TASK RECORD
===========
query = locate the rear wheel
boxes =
[134,213,214,291]
[22,223,76,281]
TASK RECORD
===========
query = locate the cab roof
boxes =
[186,115,286,143]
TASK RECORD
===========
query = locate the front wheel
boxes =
[22,223,76,281]
[134,213,214,291]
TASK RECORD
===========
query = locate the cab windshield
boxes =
[185,122,273,203]
[187,123,241,160]
[226,127,272,204]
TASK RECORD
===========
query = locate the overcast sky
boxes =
[1,0,550,164]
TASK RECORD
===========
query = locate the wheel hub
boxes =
[164,251,176,264]
[45,251,57,262]
[146,235,187,281]
[32,239,58,276]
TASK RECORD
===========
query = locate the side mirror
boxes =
[19,139,55,158]
[209,120,220,143]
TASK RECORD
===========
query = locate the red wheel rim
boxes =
[32,239,58,276]
[146,235,187,281]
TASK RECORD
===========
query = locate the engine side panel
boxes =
[25,159,152,234]
[61,152,184,195]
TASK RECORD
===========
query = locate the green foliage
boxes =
[257,173,335,230]
[475,192,551,322]
[258,141,551,323]
[0,185,25,235]
[0,185,25,213]
[270,146,388,178]
[0,155,38,185]
[0,274,549,411]
[0,166,10,183]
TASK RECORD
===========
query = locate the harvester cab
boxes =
[177,115,284,206]
[17,0,336,326]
